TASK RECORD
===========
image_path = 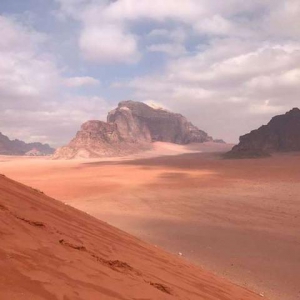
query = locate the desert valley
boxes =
[1,2,300,300]
[1,102,300,300]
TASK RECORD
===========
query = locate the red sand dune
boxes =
[0,173,264,300]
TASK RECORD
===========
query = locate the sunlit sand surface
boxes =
[1,142,300,300]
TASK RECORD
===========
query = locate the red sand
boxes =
[1,142,299,300]
[0,174,264,300]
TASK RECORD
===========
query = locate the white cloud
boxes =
[249,101,286,115]
[170,44,300,88]
[194,15,234,36]
[148,29,169,37]
[64,76,100,87]
[55,0,286,65]
[79,24,140,63]
[148,27,187,43]
[0,16,60,108]
[54,0,209,64]
[265,0,300,39]
[114,38,300,142]
[4,0,300,144]
[101,0,204,23]
[147,27,187,57]
[0,15,46,53]
[55,0,300,58]
[0,15,110,147]
[147,43,186,57]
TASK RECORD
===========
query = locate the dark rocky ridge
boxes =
[54,100,213,159]
[0,132,54,156]
[226,108,300,158]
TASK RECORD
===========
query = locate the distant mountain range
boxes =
[5,104,300,159]
[0,132,54,156]
[54,100,222,159]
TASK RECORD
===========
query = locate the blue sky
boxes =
[0,0,300,146]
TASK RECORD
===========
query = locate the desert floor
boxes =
[1,142,299,300]
[1,168,267,300]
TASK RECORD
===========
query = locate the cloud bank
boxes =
[0,0,300,145]
[0,15,109,146]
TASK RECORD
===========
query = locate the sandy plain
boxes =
[1,169,266,300]
[1,142,299,300]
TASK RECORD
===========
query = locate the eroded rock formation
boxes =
[108,101,212,144]
[53,120,150,159]
[54,100,213,159]
[226,108,300,158]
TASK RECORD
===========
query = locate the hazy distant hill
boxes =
[0,132,54,156]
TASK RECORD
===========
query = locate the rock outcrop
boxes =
[54,100,213,159]
[0,132,54,156]
[108,101,212,144]
[53,120,150,159]
[226,108,300,158]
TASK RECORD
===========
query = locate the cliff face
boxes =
[0,132,54,156]
[54,101,213,159]
[107,101,212,144]
[53,120,150,159]
[227,108,300,158]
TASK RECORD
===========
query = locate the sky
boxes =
[0,0,300,147]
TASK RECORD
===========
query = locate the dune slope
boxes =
[0,174,264,300]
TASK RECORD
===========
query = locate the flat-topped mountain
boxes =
[54,100,213,159]
[227,108,300,158]
[0,132,54,156]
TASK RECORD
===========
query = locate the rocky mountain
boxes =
[54,100,213,159]
[0,132,54,156]
[226,108,300,158]
[108,101,212,144]
[54,120,150,159]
